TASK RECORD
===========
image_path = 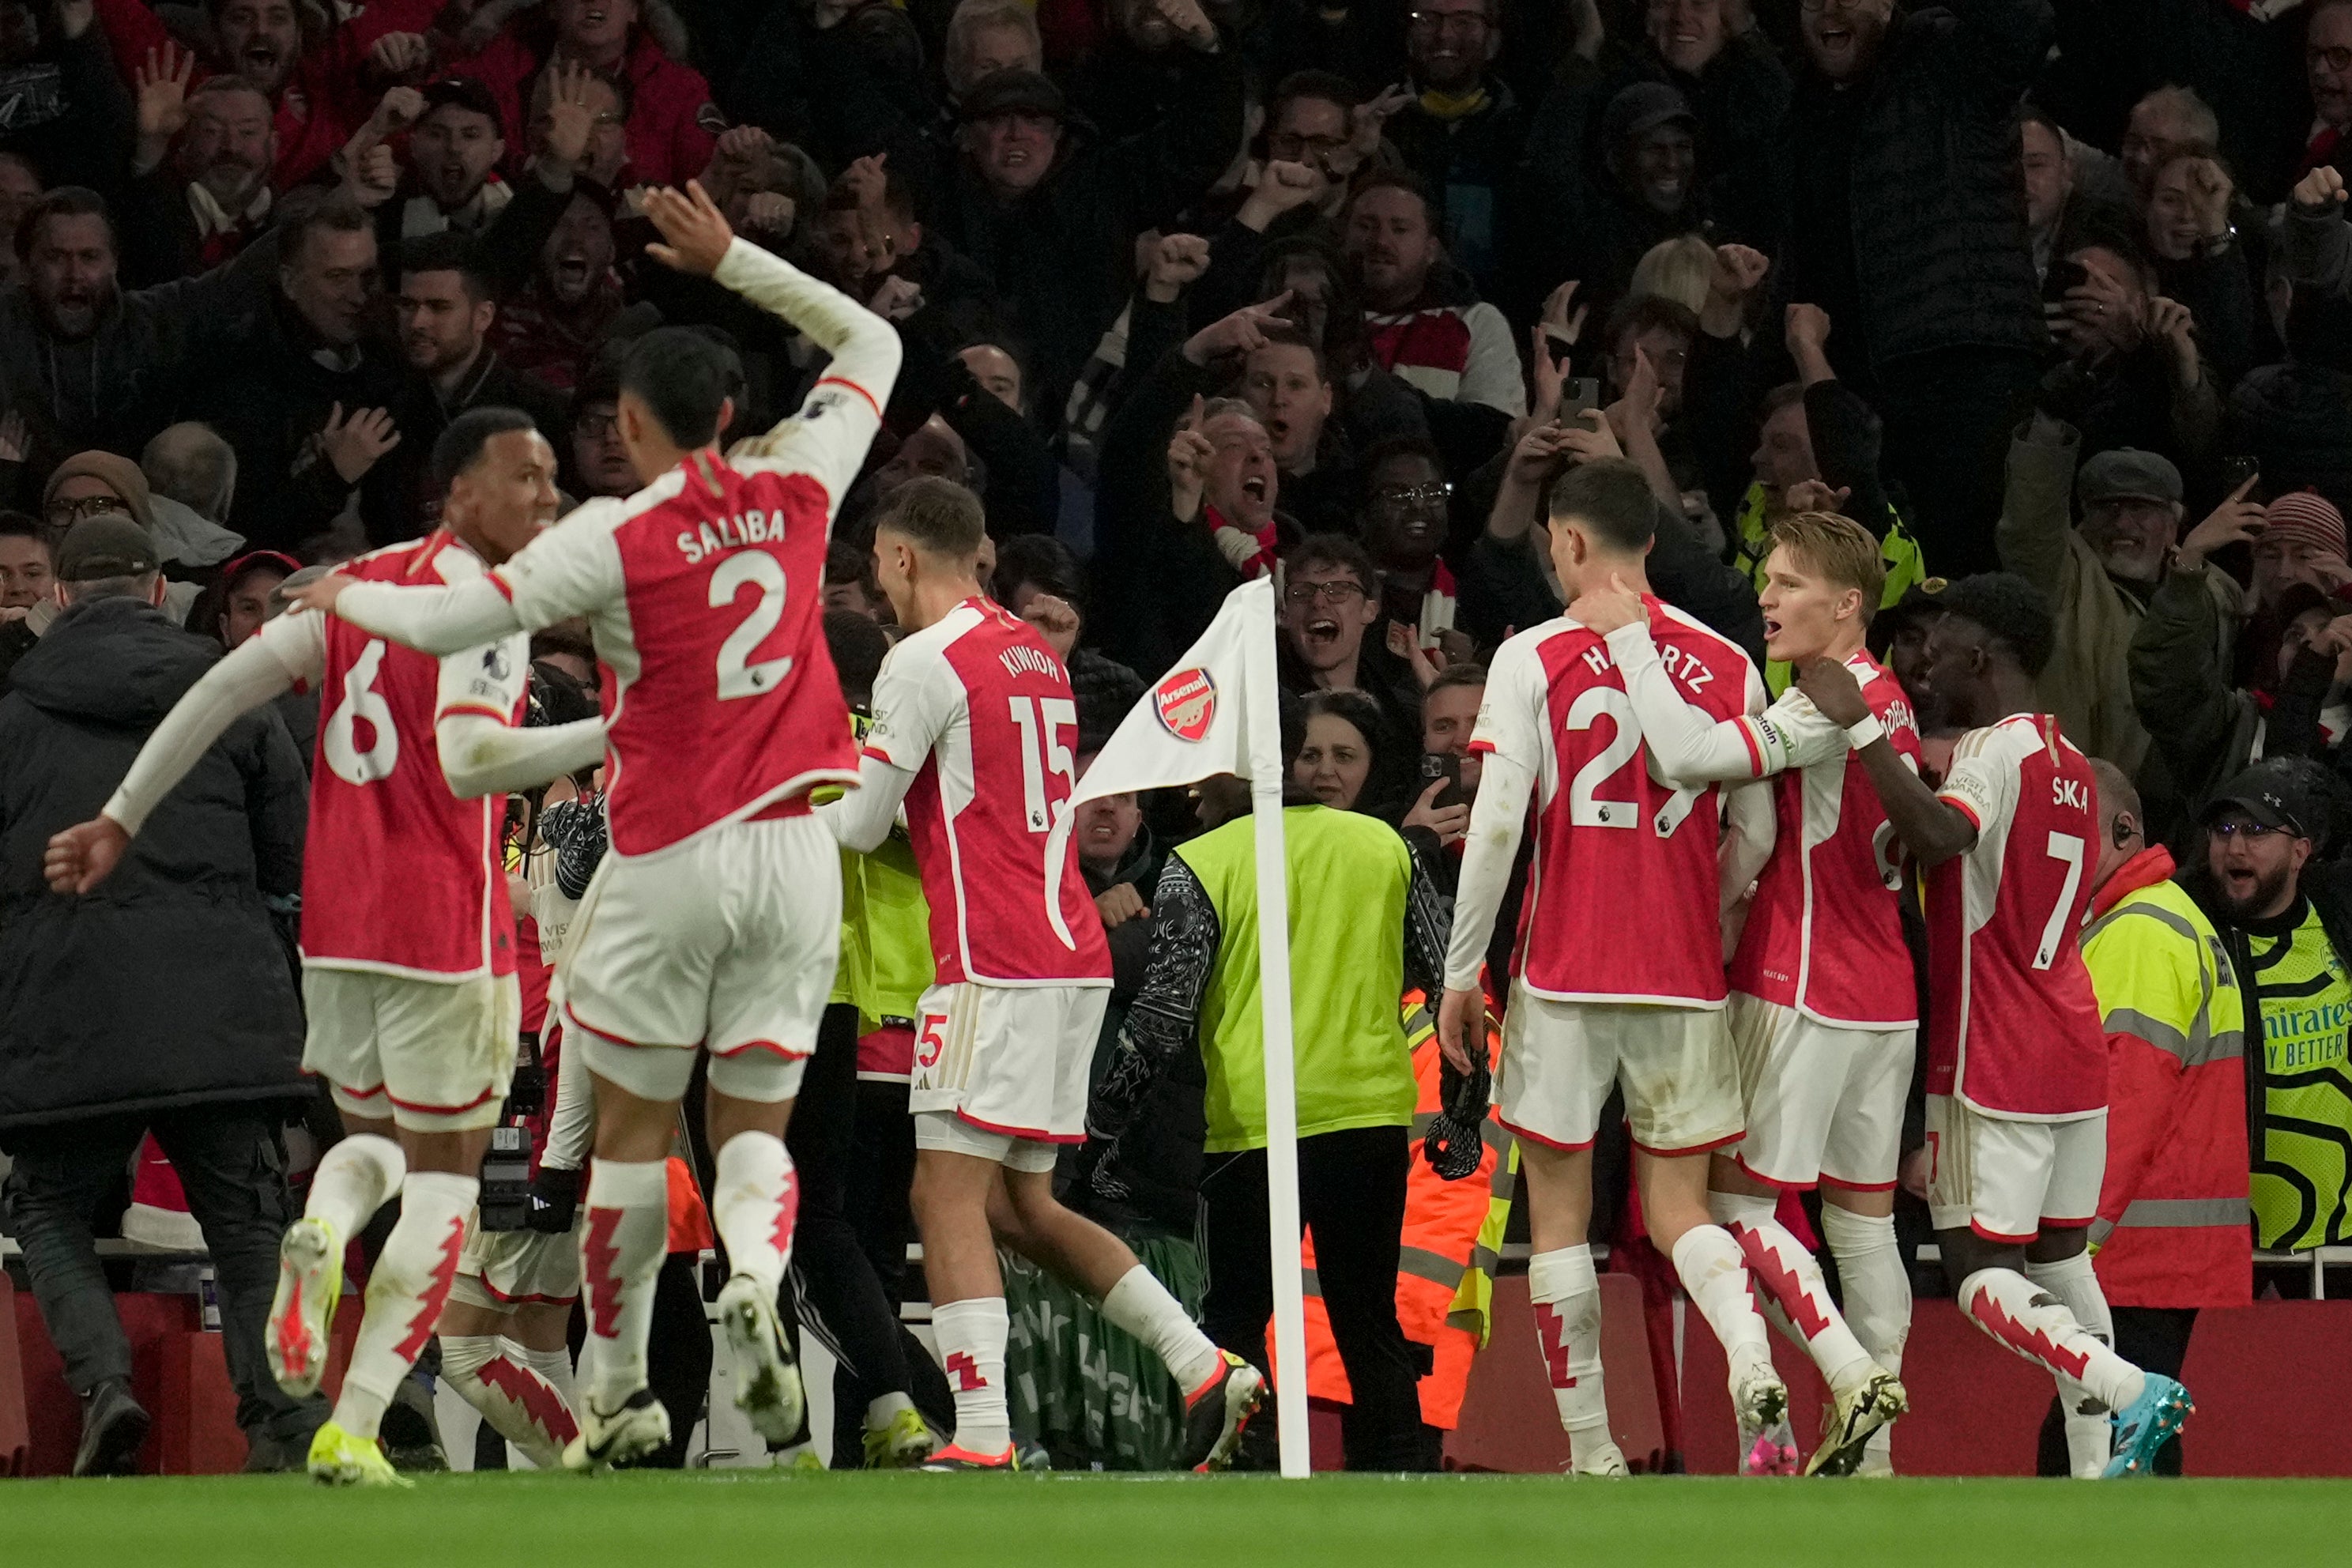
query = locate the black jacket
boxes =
[0,596,308,1133]
[366,348,571,545]
[1776,0,2053,370]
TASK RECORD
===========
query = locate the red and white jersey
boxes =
[488,379,882,859]
[1728,651,1923,1027]
[1472,598,1764,1004]
[1925,714,2107,1121]
[253,533,529,979]
[863,599,1111,987]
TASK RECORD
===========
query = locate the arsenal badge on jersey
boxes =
[1152,667,1216,742]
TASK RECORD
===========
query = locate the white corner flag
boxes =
[1044,577,1312,1478]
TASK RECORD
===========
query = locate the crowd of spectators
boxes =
[4,0,2352,1475]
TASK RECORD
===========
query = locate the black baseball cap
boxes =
[959,69,1066,124]
[1603,82,1697,149]
[421,77,504,126]
[55,514,160,581]
[2203,759,2326,841]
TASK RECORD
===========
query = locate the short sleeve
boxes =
[252,606,330,690]
[863,638,954,773]
[1936,726,2018,834]
[435,632,530,723]
[1468,632,1546,768]
[492,501,627,629]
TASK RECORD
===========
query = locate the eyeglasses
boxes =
[576,411,620,439]
[1371,481,1451,509]
[1284,580,1368,607]
[1408,9,1493,33]
[45,493,124,525]
[2210,820,2291,841]
[1268,131,1348,157]
[1798,0,1871,12]
[2314,46,2352,74]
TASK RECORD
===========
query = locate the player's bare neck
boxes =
[903,574,984,633]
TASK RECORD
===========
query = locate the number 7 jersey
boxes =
[861,598,1111,987]
[1472,599,1764,1004]
[1926,714,2106,1121]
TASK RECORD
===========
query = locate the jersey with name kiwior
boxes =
[862,597,1111,987]
[1728,650,1922,1027]
[1926,713,2106,1119]
[253,532,528,978]
[485,375,885,858]
[1470,597,1764,1004]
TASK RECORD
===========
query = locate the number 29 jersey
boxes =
[1472,599,1764,1005]
[861,598,1111,988]
[1926,714,2106,1121]
[252,533,530,978]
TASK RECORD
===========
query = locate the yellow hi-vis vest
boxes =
[1733,482,1931,694]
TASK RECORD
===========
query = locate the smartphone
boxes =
[1556,376,1602,425]
[1419,751,1464,810]
[2220,454,2260,499]
[2042,258,2090,304]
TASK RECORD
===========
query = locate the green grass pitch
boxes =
[5,1472,2346,1566]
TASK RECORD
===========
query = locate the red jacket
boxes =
[450,29,716,190]
[2083,848,2253,1309]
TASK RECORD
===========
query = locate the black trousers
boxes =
[0,1106,327,1446]
[1856,345,2043,579]
[2036,1305,2199,1477]
[789,1005,952,1461]
[1199,1123,1427,1472]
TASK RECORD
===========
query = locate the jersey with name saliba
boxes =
[488,382,882,858]
[254,531,530,978]
[1472,596,1764,1004]
[1926,713,2106,1120]
[861,597,1112,987]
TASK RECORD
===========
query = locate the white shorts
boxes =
[1498,989,1743,1156]
[1727,993,1913,1192]
[907,980,1109,1168]
[451,1208,582,1310]
[302,967,519,1133]
[562,813,839,1105]
[1925,1095,2108,1244]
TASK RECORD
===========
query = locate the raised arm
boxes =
[1796,658,1977,868]
[303,571,525,658]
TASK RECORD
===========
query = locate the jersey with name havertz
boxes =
[1472,597,1764,1004]
[862,598,1112,987]
[1728,651,1923,1027]
[253,533,529,978]
[1926,713,2106,1120]
[488,379,880,858]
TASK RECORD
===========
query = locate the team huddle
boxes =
[38,183,2184,1486]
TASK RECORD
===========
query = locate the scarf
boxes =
[1416,85,1489,122]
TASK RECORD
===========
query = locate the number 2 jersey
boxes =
[1469,599,1764,1004]
[252,533,528,978]
[1926,714,2106,1120]
[861,598,1111,988]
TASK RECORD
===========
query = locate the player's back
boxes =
[557,454,855,858]
[295,534,523,978]
[1732,652,1921,1026]
[1488,599,1762,1005]
[866,599,1110,987]
[1925,713,2105,1119]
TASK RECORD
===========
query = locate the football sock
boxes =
[1100,1264,1223,1394]
[2026,1253,2117,1478]
[1670,1224,1775,1381]
[579,1159,669,1413]
[306,1133,405,1239]
[1820,1204,1909,1473]
[515,1341,577,1415]
[333,1170,474,1440]
[1958,1267,2145,1418]
[1710,1192,1876,1398]
[442,1334,577,1467]
[930,1296,1012,1456]
[712,1133,797,1302]
[1528,1246,1611,1464]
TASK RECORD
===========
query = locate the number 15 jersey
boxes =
[1471,599,1764,1005]
[862,598,1111,988]
[1927,714,2106,1121]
